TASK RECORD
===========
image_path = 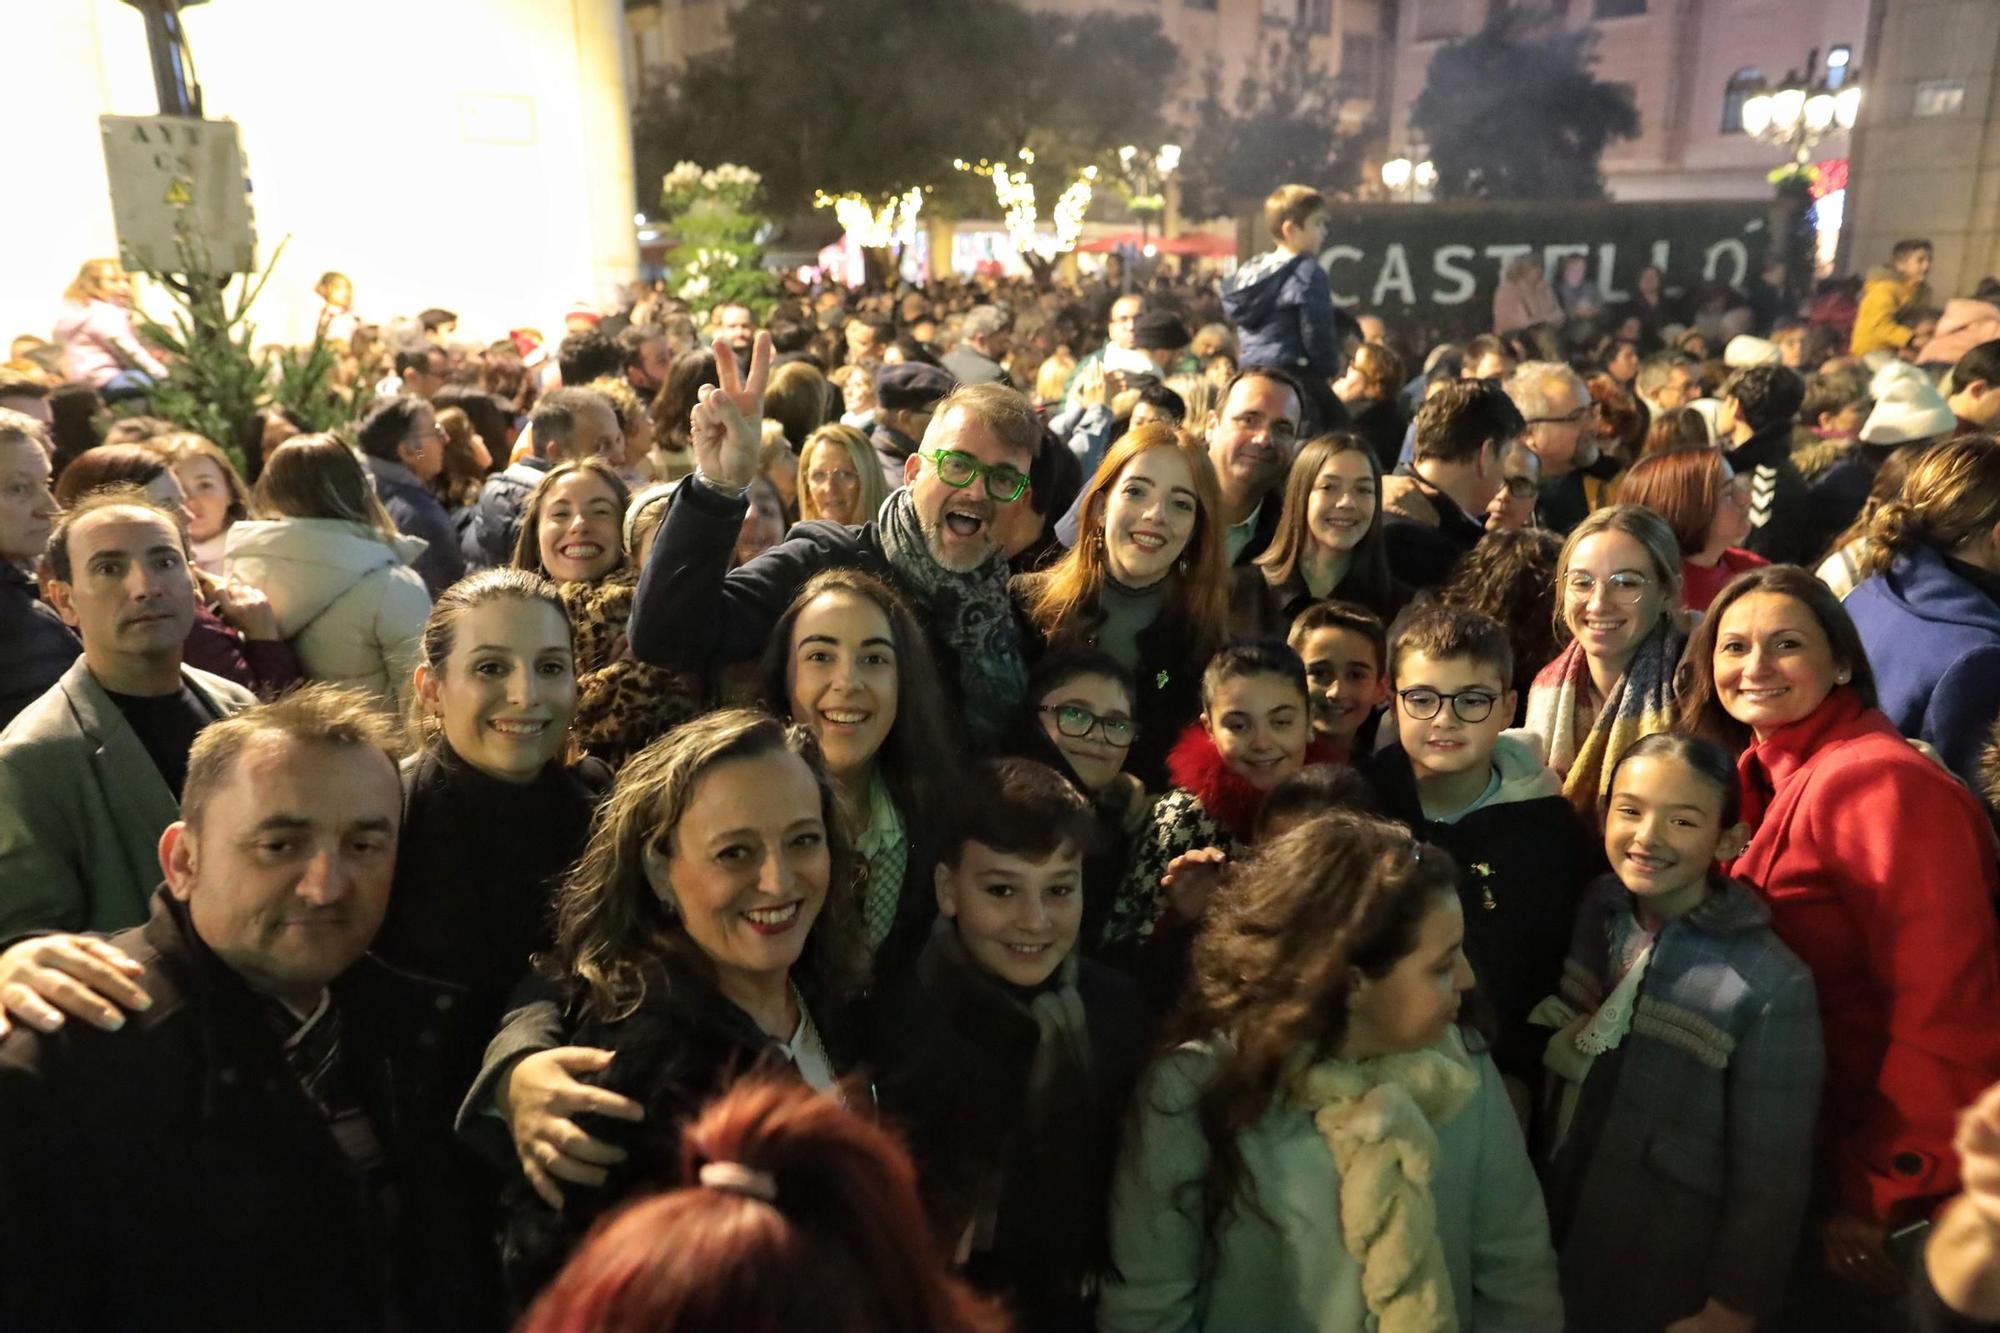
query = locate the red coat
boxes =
[1724,688,2000,1224]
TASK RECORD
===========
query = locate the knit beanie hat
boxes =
[1861,362,1957,444]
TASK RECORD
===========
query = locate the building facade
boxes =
[1842,0,2000,294]
[1385,0,1872,202]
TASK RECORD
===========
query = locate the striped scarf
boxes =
[1524,617,1685,816]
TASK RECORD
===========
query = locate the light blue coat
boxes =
[1099,1033,1562,1332]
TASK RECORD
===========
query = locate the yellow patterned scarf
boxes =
[1523,617,1685,816]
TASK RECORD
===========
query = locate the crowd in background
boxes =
[6,184,2000,1332]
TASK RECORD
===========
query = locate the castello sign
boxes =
[1296,199,1773,334]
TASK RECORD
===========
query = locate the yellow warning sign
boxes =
[164,178,193,206]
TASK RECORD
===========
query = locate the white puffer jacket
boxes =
[223,518,432,715]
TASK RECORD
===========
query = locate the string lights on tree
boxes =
[811,187,926,250]
[953,149,1098,260]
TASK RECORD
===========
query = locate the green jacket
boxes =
[0,659,254,935]
[1100,1031,1562,1332]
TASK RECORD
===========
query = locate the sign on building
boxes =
[99,115,256,274]
[1308,200,1771,336]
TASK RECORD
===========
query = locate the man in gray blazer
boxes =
[0,490,255,935]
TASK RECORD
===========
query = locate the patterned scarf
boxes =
[1290,1031,1481,1333]
[1524,617,1685,815]
[874,486,1028,747]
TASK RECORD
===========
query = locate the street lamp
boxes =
[1380,154,1434,202]
[1114,142,1180,290]
[1740,53,1861,167]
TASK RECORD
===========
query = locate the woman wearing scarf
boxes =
[630,335,1033,750]
[870,759,1151,1333]
[1099,811,1560,1333]
[1525,505,1687,817]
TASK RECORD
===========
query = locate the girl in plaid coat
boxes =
[1535,734,1823,1333]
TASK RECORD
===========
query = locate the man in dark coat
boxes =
[0,687,487,1332]
[632,335,1037,747]
[869,360,955,493]
[356,395,466,597]
[462,387,624,571]
[0,411,76,728]
[1718,363,1813,565]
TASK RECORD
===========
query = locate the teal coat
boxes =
[0,659,253,934]
[1100,1031,1562,1332]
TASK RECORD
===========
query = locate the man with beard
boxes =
[631,333,1037,746]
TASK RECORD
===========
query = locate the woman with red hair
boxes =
[1617,445,1767,614]
[519,1076,1008,1333]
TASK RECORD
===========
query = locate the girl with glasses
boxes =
[1525,504,1687,815]
[1618,446,1769,615]
[1017,423,1232,789]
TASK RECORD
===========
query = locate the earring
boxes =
[1836,670,1851,685]
[1177,556,1189,574]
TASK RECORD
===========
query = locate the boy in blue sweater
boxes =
[1220,184,1358,430]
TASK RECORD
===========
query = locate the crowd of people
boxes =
[6,182,2000,1332]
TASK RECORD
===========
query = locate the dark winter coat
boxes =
[0,890,481,1333]
[461,456,551,571]
[1220,249,1356,382]
[499,967,857,1299]
[1227,560,1413,638]
[1726,421,1813,565]
[0,561,78,730]
[370,454,467,597]
[1382,466,1490,591]
[1541,876,1823,1331]
[1363,733,1603,1085]
[1845,544,2000,795]
[868,935,1152,1332]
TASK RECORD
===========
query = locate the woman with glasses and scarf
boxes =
[1524,505,1688,817]
[1016,423,1232,790]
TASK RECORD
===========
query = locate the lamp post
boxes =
[1739,49,1861,302]
[1116,142,1179,291]
[1379,154,1435,203]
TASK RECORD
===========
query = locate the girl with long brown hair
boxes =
[1099,811,1560,1332]
[1241,430,1407,631]
[1017,422,1230,787]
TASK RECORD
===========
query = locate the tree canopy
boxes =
[1174,29,1370,224]
[632,0,1176,218]
[1408,9,1640,201]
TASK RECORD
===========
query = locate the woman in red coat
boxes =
[1679,564,2000,1325]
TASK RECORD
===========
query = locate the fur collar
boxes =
[1165,721,1338,841]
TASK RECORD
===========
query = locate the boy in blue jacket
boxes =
[1220,184,1359,430]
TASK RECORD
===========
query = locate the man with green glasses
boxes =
[629,332,1041,745]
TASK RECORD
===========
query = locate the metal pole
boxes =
[122,0,203,117]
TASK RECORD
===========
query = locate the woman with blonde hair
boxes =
[1524,503,1687,814]
[53,258,165,395]
[1017,422,1230,787]
[797,423,889,526]
[1846,433,2000,791]
[224,433,432,714]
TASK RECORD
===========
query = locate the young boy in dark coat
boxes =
[1361,605,1602,1112]
[869,758,1152,1333]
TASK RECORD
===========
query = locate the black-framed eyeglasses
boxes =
[1562,571,1653,605]
[1039,704,1137,747]
[1526,406,1590,426]
[1395,688,1498,723]
[925,449,1030,503]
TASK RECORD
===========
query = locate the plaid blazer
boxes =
[1539,874,1824,1331]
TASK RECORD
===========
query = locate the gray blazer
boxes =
[0,659,254,935]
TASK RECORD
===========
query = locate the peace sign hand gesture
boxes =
[690,331,773,492]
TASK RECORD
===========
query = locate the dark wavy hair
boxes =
[1168,811,1460,1243]
[544,709,869,1022]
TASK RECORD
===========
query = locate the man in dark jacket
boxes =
[1718,363,1812,565]
[0,411,76,728]
[1220,183,1359,430]
[631,334,1037,747]
[941,304,1013,386]
[1383,380,1521,590]
[356,395,465,597]
[0,686,485,1332]
[461,387,623,570]
[869,361,955,494]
